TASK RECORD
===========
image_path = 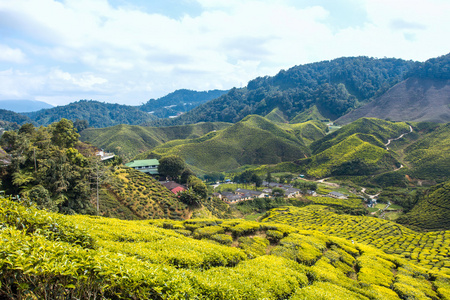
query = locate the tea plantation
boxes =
[1,195,450,299]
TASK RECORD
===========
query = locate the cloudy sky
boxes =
[0,0,449,106]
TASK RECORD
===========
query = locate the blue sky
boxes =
[0,0,449,106]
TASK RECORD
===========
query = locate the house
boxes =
[160,181,186,194]
[306,190,316,196]
[96,150,115,161]
[328,191,347,199]
[125,159,159,175]
[284,188,301,198]
[235,188,268,199]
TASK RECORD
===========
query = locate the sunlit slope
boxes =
[2,196,449,299]
[310,118,411,154]
[144,115,312,172]
[397,181,450,230]
[300,133,400,178]
[262,205,450,274]
[80,122,231,161]
[98,167,188,220]
[403,123,450,180]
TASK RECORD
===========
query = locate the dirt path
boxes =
[385,125,413,150]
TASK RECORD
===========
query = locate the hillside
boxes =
[336,53,450,124]
[138,115,312,173]
[2,195,450,299]
[300,133,400,178]
[0,99,53,113]
[0,109,32,125]
[262,205,450,274]
[402,123,450,181]
[396,181,450,230]
[310,118,411,154]
[335,78,450,124]
[80,122,231,161]
[25,100,156,128]
[99,167,188,220]
[140,89,228,118]
[149,56,414,126]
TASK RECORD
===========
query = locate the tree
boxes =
[188,175,208,199]
[178,188,202,206]
[74,119,89,132]
[266,172,272,184]
[50,118,79,148]
[180,168,195,184]
[158,156,185,181]
[272,187,285,197]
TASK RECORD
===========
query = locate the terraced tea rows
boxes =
[2,196,450,299]
[262,205,450,274]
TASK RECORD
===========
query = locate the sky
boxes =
[0,0,449,107]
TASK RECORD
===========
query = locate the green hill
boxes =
[396,181,450,230]
[25,100,156,128]
[403,123,450,181]
[310,118,411,154]
[139,115,312,173]
[289,105,329,123]
[2,195,450,299]
[265,107,288,123]
[150,56,414,126]
[98,166,189,220]
[80,122,231,161]
[287,120,328,146]
[301,133,399,178]
[0,109,32,125]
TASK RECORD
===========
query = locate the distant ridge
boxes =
[0,100,53,113]
[336,78,450,124]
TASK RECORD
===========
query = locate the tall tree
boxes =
[158,156,185,181]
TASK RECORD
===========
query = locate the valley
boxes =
[0,53,449,299]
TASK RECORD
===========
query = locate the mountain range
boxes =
[1,53,449,129]
[0,99,53,113]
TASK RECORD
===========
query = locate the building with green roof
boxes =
[125,159,159,175]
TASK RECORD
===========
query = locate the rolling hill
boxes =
[0,109,32,125]
[24,100,156,128]
[80,122,231,161]
[396,181,450,230]
[137,115,316,173]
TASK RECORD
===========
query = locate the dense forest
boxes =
[24,100,156,128]
[149,56,415,126]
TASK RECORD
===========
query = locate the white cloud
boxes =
[0,45,26,63]
[0,0,449,106]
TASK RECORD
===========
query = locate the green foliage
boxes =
[157,56,413,125]
[1,197,449,299]
[80,121,230,161]
[25,99,156,128]
[158,155,185,180]
[262,205,450,274]
[404,123,450,181]
[396,181,450,230]
[147,115,311,173]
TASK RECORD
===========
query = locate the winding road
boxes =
[385,125,413,150]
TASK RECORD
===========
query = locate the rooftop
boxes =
[125,159,159,168]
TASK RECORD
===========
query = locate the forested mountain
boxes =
[149,56,414,126]
[336,53,450,124]
[0,99,53,113]
[24,100,156,128]
[0,109,32,125]
[139,89,228,118]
